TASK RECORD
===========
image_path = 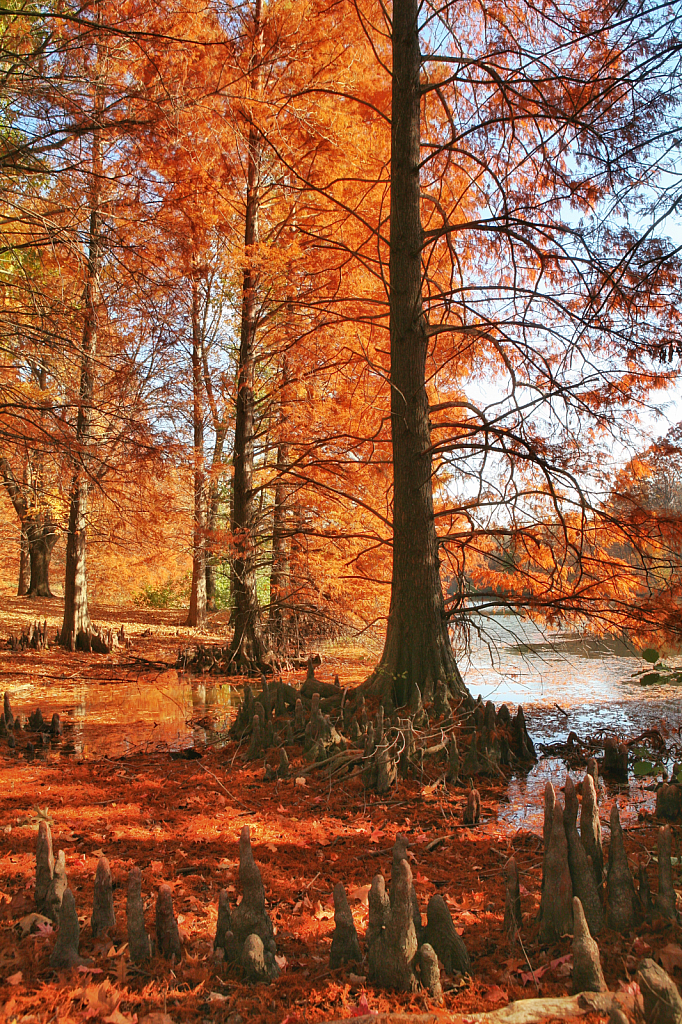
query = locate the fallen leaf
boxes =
[659,944,682,973]
[483,985,508,1006]
[295,777,306,787]
[352,994,370,1017]
[266,843,277,854]
[207,993,228,1003]
[16,913,52,938]
[369,829,384,844]
[7,971,22,986]
[104,1010,136,1024]
[349,884,371,906]
[275,954,287,969]
[520,965,548,985]
[633,937,652,957]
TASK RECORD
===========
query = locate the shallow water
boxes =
[4,615,681,832]
[462,613,682,829]
[5,671,239,758]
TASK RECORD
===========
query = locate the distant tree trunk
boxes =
[187,275,207,628]
[365,0,469,706]
[228,0,269,668]
[205,475,222,611]
[60,83,103,646]
[0,458,58,598]
[27,520,58,597]
[269,356,291,651]
[18,524,29,596]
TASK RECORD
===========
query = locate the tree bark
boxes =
[18,524,29,596]
[60,71,103,646]
[365,0,468,706]
[27,520,57,597]
[186,274,207,627]
[0,457,57,598]
[269,355,291,651]
[228,0,269,668]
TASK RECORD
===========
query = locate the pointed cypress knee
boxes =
[420,942,444,1003]
[45,850,68,923]
[368,859,419,991]
[656,825,679,922]
[538,798,573,942]
[35,820,55,913]
[504,857,522,942]
[91,856,116,938]
[539,780,556,906]
[424,894,471,975]
[606,802,639,932]
[580,771,603,887]
[50,888,89,969]
[463,787,481,825]
[126,867,151,963]
[367,874,391,949]
[155,884,182,960]
[214,889,234,957]
[329,882,361,968]
[564,776,603,935]
[571,898,607,994]
[391,835,422,941]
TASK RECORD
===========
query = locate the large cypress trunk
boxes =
[228,0,268,668]
[365,0,468,707]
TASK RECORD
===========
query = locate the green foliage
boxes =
[632,748,665,777]
[642,648,660,664]
[134,575,190,609]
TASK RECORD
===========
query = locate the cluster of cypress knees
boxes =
[20,765,682,1020]
[528,761,682,1024]
[31,819,469,998]
[226,669,537,797]
[0,692,63,757]
[6,622,131,655]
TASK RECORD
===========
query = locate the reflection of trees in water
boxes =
[190,680,236,747]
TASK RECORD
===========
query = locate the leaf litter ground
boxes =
[0,601,681,1024]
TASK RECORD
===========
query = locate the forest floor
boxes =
[0,597,679,1024]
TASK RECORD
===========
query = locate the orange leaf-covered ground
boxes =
[0,600,680,1024]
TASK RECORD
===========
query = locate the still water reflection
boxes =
[462,613,682,829]
[4,614,681,832]
[7,671,239,758]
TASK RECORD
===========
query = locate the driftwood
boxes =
[317,993,616,1024]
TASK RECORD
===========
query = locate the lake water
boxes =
[3,615,680,831]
